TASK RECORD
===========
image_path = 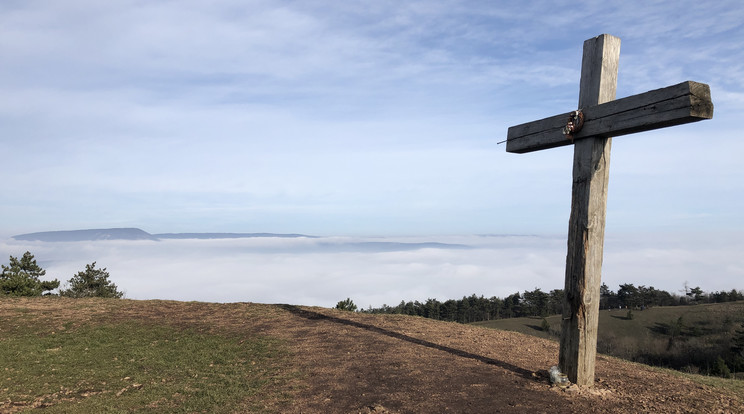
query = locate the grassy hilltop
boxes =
[2,297,743,413]
[0,298,292,413]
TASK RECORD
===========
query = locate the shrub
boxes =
[335,298,357,312]
[540,317,551,332]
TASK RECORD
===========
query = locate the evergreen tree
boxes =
[688,286,705,303]
[732,323,744,357]
[0,251,59,296]
[59,262,123,298]
[440,299,458,321]
[730,323,744,371]
[335,298,357,312]
[423,298,441,320]
[522,288,549,317]
[617,283,639,308]
[711,356,731,378]
[599,283,613,309]
[548,289,564,314]
[502,292,521,318]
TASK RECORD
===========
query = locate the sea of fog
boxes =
[2,233,742,308]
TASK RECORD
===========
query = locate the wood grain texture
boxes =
[504,34,715,387]
[558,34,620,387]
[505,81,713,154]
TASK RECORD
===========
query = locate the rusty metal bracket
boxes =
[562,110,584,141]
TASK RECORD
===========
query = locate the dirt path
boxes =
[3,298,742,413]
[266,305,742,413]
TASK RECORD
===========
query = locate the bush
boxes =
[540,317,551,332]
[0,252,59,296]
[335,298,357,312]
[710,356,731,378]
[59,262,123,298]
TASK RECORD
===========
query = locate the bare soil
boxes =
[2,298,743,413]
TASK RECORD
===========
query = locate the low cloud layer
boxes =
[2,233,742,309]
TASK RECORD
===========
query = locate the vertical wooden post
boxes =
[558,34,621,386]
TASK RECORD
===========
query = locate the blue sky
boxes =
[2,0,743,238]
[2,1,743,305]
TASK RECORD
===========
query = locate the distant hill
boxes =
[11,228,316,242]
[12,228,158,242]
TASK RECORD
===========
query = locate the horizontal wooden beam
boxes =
[505,81,713,154]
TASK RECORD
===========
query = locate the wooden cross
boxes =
[504,34,713,387]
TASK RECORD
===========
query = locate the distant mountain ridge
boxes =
[12,228,316,242]
[10,229,472,251]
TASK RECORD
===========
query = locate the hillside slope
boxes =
[1,298,742,413]
[473,302,744,376]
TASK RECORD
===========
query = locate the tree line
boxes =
[356,284,744,324]
[0,251,123,298]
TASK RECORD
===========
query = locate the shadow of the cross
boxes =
[280,305,535,379]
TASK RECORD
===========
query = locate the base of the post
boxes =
[559,314,596,387]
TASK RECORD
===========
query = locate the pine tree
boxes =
[335,298,357,312]
[730,323,744,371]
[732,323,744,357]
[60,262,123,298]
[711,356,731,378]
[0,251,59,296]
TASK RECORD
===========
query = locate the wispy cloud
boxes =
[1,0,742,238]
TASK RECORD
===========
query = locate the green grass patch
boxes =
[472,314,563,341]
[1,321,286,413]
[649,364,744,396]
[473,302,744,344]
